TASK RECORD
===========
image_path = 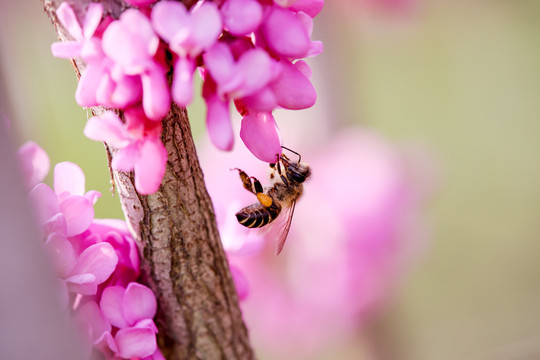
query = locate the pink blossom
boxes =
[239,59,317,113]
[151,0,222,106]
[202,42,282,153]
[84,110,167,194]
[50,2,104,61]
[102,9,170,120]
[17,141,49,189]
[258,5,311,59]
[99,283,159,359]
[28,161,100,237]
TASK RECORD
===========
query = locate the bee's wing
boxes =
[276,199,296,255]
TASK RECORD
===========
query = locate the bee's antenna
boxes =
[281,146,301,163]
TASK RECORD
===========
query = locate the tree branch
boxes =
[41,1,254,359]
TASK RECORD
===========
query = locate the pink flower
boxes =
[28,162,100,237]
[202,42,282,155]
[84,110,167,194]
[85,219,141,287]
[151,0,222,106]
[102,9,170,120]
[99,283,160,359]
[238,59,317,113]
[258,5,312,59]
[17,141,50,189]
[51,2,104,62]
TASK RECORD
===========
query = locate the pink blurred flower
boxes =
[151,0,222,106]
[198,127,428,358]
[84,110,167,194]
[17,141,50,189]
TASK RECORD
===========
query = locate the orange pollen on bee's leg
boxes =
[257,193,273,207]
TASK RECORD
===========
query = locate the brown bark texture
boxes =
[41,1,255,359]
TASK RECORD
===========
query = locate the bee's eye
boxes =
[290,170,306,183]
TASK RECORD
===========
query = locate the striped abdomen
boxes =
[235,202,281,228]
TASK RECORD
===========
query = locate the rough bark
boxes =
[41,1,254,359]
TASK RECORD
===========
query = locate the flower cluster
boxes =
[19,142,163,360]
[52,0,323,194]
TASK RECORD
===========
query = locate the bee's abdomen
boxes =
[236,203,281,228]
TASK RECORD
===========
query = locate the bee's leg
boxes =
[233,168,263,195]
[275,159,290,187]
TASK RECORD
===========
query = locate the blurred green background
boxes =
[2,1,540,359]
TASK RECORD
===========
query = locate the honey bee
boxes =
[234,147,311,254]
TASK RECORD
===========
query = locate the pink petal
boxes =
[110,74,143,109]
[115,327,157,358]
[17,141,50,189]
[56,2,83,41]
[44,233,77,278]
[83,3,103,39]
[151,1,188,44]
[71,242,119,286]
[271,60,316,110]
[141,65,171,120]
[290,0,325,18]
[239,87,278,113]
[94,331,118,354]
[203,43,236,86]
[172,57,195,106]
[306,40,323,57]
[84,111,129,148]
[133,138,167,194]
[76,62,107,107]
[142,349,166,360]
[205,95,234,151]
[100,286,130,329]
[221,0,263,36]
[260,6,310,58]
[233,49,278,97]
[42,213,68,237]
[51,41,83,58]
[189,2,222,55]
[74,300,111,342]
[102,10,158,74]
[84,190,101,205]
[28,183,60,226]
[123,283,157,326]
[59,195,94,236]
[65,273,97,295]
[240,112,282,163]
[112,144,140,172]
[54,162,85,197]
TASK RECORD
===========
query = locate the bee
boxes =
[234,147,311,254]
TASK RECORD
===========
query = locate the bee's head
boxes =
[287,161,311,183]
